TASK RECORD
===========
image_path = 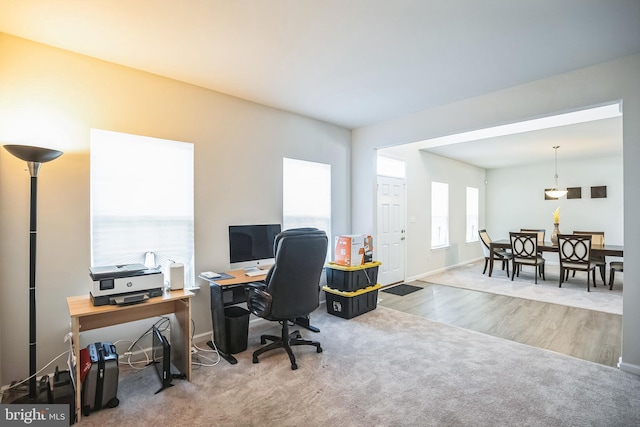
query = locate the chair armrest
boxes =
[245,282,267,290]
[246,284,272,318]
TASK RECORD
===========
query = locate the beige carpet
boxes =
[77,305,640,427]
[422,260,622,314]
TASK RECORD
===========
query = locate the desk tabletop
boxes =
[206,269,268,286]
[67,289,194,318]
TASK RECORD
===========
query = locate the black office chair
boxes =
[246,228,328,370]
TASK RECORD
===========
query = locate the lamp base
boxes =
[7,393,38,404]
[4,391,50,404]
[2,378,52,404]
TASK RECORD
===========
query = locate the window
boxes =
[431,182,449,248]
[91,129,195,287]
[377,156,405,178]
[283,158,331,246]
[466,187,479,243]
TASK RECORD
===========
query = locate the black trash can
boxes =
[224,306,250,354]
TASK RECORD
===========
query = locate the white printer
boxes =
[89,263,164,306]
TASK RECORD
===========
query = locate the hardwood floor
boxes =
[377,282,622,367]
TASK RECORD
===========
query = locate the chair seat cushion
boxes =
[610,261,624,271]
[514,256,545,265]
[495,249,513,258]
[562,261,596,270]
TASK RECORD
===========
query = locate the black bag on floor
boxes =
[37,374,52,403]
[81,342,119,416]
[53,366,76,424]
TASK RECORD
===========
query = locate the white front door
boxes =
[377,176,406,285]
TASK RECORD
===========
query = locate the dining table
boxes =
[488,239,624,277]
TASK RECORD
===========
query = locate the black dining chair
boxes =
[573,231,606,285]
[558,234,597,292]
[478,229,512,276]
[609,261,623,290]
[520,228,546,276]
[510,232,546,284]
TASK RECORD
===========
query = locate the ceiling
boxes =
[0,1,638,166]
[404,115,623,170]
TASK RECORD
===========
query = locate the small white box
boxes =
[167,263,185,290]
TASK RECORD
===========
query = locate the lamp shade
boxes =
[4,145,63,163]
[545,189,568,198]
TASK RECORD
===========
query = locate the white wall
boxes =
[378,145,486,279]
[0,34,352,386]
[377,148,623,276]
[486,154,624,244]
[353,53,640,374]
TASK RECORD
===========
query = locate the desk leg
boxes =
[294,315,320,333]
[71,318,81,424]
[208,283,237,365]
[171,298,192,381]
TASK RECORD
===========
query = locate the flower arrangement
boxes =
[552,207,560,224]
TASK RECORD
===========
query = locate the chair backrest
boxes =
[558,234,592,267]
[263,228,328,319]
[573,231,605,246]
[520,229,545,246]
[510,232,539,260]
[478,229,492,257]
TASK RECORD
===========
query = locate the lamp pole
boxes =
[4,145,63,402]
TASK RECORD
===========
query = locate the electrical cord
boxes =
[114,339,150,369]
[2,350,70,392]
[115,316,171,369]
[1,315,223,400]
[190,318,220,367]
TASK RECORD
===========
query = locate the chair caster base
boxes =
[252,322,322,369]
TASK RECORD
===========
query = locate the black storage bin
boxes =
[323,284,381,319]
[224,306,250,354]
[325,261,381,292]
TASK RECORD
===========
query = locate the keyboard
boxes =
[245,269,266,277]
[200,271,221,279]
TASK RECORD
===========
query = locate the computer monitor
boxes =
[228,224,281,270]
[151,326,173,393]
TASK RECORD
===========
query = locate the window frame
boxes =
[431,181,449,249]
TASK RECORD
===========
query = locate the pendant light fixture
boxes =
[545,146,568,199]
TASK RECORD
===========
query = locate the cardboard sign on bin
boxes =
[334,235,373,266]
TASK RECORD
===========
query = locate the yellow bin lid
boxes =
[325,261,381,271]
[323,283,381,297]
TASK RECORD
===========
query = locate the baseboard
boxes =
[404,256,568,284]
[406,257,482,283]
[618,358,640,376]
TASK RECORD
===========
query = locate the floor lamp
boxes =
[4,144,63,402]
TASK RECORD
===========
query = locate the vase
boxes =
[551,223,560,246]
